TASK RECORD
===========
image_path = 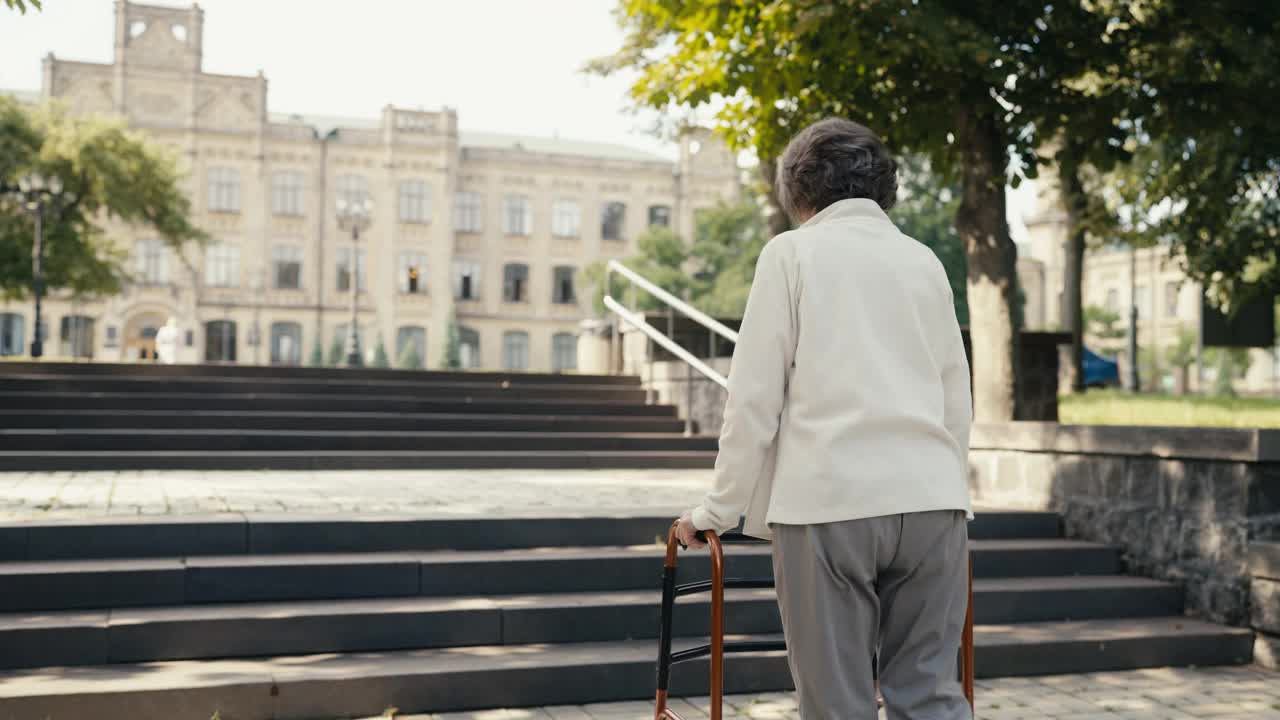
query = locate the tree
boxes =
[583,225,694,314]
[371,336,390,369]
[690,200,769,318]
[1165,326,1197,395]
[440,313,462,370]
[1083,305,1126,343]
[593,2,1115,420]
[326,337,344,367]
[398,340,424,371]
[893,156,968,326]
[306,338,324,368]
[1116,2,1280,306]
[0,98,205,300]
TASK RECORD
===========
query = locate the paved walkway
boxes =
[342,666,1280,719]
[0,469,714,520]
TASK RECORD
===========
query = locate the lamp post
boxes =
[6,173,66,359]
[335,196,372,367]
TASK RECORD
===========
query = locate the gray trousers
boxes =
[771,510,970,720]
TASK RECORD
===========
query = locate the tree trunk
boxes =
[953,111,1020,422]
[760,156,792,237]
[1060,160,1087,393]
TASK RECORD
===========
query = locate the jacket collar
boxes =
[799,198,891,229]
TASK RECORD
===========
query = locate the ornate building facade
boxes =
[0,1,740,371]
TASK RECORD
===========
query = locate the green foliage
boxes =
[1165,326,1197,371]
[1084,1,1280,305]
[1212,351,1237,398]
[397,340,424,371]
[306,338,324,368]
[371,336,390,369]
[690,201,769,318]
[326,337,344,367]
[892,156,968,325]
[440,313,462,370]
[0,97,205,300]
[4,0,41,13]
[1084,305,1125,341]
[591,1,1110,176]
[583,202,767,318]
[583,225,696,315]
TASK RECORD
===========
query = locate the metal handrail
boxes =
[601,261,737,436]
[606,260,739,343]
[602,297,728,389]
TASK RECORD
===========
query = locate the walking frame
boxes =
[654,524,976,720]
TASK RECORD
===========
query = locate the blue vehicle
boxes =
[1082,347,1120,388]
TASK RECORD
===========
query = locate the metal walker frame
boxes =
[653,524,976,720]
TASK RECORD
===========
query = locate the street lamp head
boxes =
[16,172,64,200]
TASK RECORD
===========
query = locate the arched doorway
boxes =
[124,312,167,361]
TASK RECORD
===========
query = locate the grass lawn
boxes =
[1059,389,1280,428]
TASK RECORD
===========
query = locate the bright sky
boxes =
[0,0,1035,240]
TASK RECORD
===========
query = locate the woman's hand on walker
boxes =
[675,510,705,550]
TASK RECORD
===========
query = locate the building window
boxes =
[1135,285,1149,314]
[553,266,576,305]
[336,247,368,292]
[503,263,529,303]
[1105,288,1119,312]
[398,251,427,294]
[273,244,303,290]
[503,194,532,236]
[602,201,626,241]
[459,326,480,369]
[552,332,577,372]
[270,322,302,365]
[1164,282,1180,317]
[0,313,24,357]
[207,167,240,213]
[552,200,581,238]
[648,205,671,227]
[502,331,529,371]
[205,320,237,362]
[134,239,169,286]
[336,174,370,211]
[453,260,481,300]
[396,326,426,368]
[398,180,431,223]
[204,243,240,288]
[454,191,482,232]
[60,315,95,358]
[271,171,305,216]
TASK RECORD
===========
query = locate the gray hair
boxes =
[775,118,898,222]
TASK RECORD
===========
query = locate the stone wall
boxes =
[1250,541,1280,669]
[969,423,1280,632]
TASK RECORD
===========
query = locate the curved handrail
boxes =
[606,260,739,344]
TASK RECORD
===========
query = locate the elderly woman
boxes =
[675,118,973,719]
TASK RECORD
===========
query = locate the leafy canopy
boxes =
[0,97,206,300]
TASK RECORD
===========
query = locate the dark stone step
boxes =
[0,620,1252,719]
[0,361,642,386]
[0,410,687,434]
[0,511,1059,562]
[0,376,648,403]
[0,429,716,453]
[0,449,719,472]
[0,392,677,416]
[0,540,1120,612]
[0,578,1184,668]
